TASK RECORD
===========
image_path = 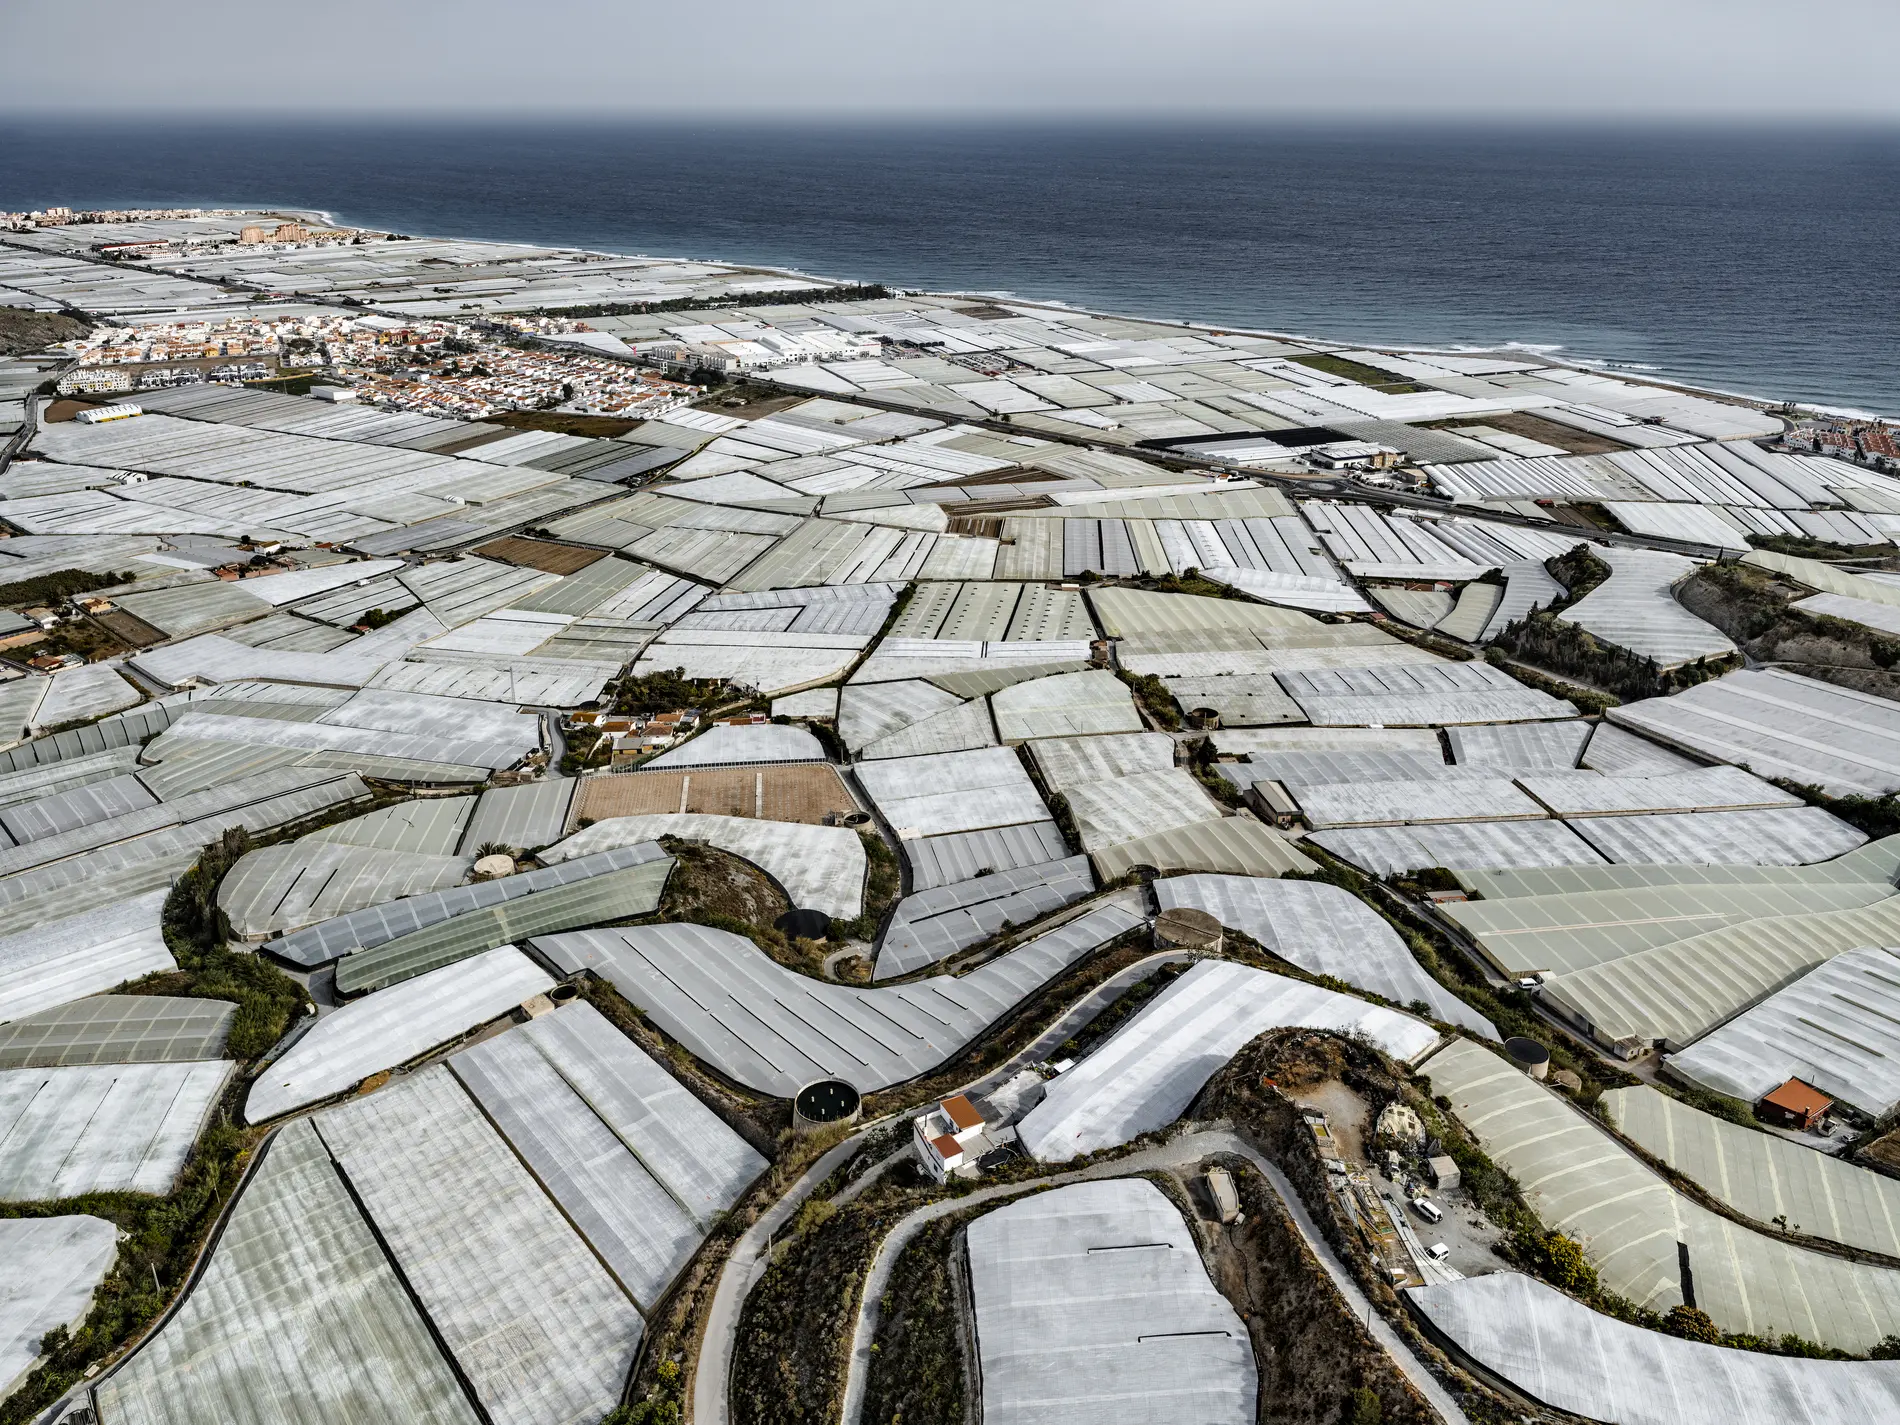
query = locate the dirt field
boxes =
[470,535,606,575]
[1443,410,1633,456]
[575,763,860,824]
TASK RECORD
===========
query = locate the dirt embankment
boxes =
[1679,561,1900,700]
[1197,1031,1531,1425]
[0,305,86,356]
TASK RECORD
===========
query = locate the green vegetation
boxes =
[152,826,310,1058]
[541,282,889,320]
[354,606,399,630]
[1747,532,1896,562]
[1680,559,1900,679]
[1486,544,1739,704]
[0,567,137,609]
[560,723,609,775]
[1665,1305,1722,1344]
[1115,667,1182,730]
[859,1214,967,1425]
[830,832,899,943]
[1287,352,1428,393]
[482,409,642,439]
[1057,961,1189,1060]
[614,667,732,715]
[0,1114,259,1425]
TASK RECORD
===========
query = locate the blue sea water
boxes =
[2,119,1898,413]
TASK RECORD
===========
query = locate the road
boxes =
[833,1127,1472,1425]
[690,948,1185,1425]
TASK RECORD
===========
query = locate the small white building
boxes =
[913,1094,989,1183]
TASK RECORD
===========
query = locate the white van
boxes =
[1411,1196,1443,1224]
[1427,1242,1450,1262]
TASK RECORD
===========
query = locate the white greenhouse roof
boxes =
[1609,669,1900,798]
[855,746,1051,838]
[1019,960,1439,1161]
[2,1215,119,1402]
[313,1065,642,1425]
[448,1001,765,1310]
[968,1178,1256,1425]
[1604,1085,1900,1259]
[1421,1037,1900,1351]
[1666,946,1900,1117]
[0,1059,233,1200]
[1155,874,1494,1036]
[644,722,826,770]
[0,890,172,1025]
[535,900,1143,1096]
[546,813,865,918]
[244,945,554,1122]
[1408,1271,1900,1425]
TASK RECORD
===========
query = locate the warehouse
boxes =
[0,1059,234,1199]
[1155,875,1495,1035]
[1421,1037,1900,1351]
[244,945,554,1121]
[1407,1272,1900,1425]
[534,897,1145,1096]
[1019,960,1439,1161]
[967,1179,1256,1425]
[1665,946,1900,1118]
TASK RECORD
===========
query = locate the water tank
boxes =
[793,1078,862,1131]
[1505,1036,1551,1080]
[1154,906,1223,952]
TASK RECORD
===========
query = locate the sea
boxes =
[3,119,1898,414]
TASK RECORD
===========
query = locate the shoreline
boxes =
[16,197,1898,425]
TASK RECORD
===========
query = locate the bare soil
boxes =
[0,306,87,357]
[575,764,860,824]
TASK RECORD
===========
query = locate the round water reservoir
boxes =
[776,908,831,942]
[1505,1036,1551,1080]
[794,1078,862,1130]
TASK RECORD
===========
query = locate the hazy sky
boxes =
[9,0,1900,121]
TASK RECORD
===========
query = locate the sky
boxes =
[8,0,1900,122]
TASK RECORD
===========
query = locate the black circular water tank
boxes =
[1504,1036,1551,1067]
[776,908,831,942]
[794,1078,861,1124]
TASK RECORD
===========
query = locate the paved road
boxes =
[690,952,1185,1425]
[834,1127,1471,1425]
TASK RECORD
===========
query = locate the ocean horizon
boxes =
[3,117,1897,414]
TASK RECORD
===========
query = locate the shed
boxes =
[1758,1078,1833,1132]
